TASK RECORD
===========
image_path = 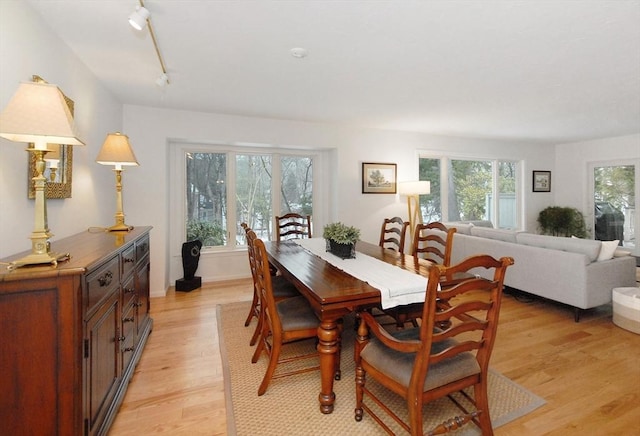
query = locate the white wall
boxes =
[122,105,555,296]
[0,2,123,259]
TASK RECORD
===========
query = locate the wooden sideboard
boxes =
[0,226,153,436]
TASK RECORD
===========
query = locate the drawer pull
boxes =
[123,317,135,323]
[124,347,135,352]
[98,271,113,287]
[124,257,135,264]
[124,287,136,294]
[117,336,126,342]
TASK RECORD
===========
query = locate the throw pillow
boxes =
[613,248,631,257]
[597,240,620,261]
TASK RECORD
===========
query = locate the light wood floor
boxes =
[109,275,640,435]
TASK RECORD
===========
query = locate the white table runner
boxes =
[294,238,431,309]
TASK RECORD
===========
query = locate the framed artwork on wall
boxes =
[532,170,551,192]
[362,162,397,194]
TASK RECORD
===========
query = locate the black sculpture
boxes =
[175,239,203,292]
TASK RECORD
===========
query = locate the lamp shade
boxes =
[0,82,85,149]
[129,6,150,30]
[398,181,431,196]
[96,132,139,169]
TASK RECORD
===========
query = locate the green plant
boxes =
[322,222,361,244]
[186,220,225,246]
[537,206,587,238]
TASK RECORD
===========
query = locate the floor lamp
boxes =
[96,132,139,232]
[0,81,85,268]
[398,181,431,251]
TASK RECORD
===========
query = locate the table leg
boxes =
[316,318,339,414]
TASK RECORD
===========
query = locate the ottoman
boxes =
[612,287,640,334]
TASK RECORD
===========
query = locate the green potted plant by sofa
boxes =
[323,222,361,259]
[537,206,587,238]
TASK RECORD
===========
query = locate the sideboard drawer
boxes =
[121,243,136,279]
[85,254,120,317]
[135,234,150,265]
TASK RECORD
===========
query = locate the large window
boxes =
[419,156,520,229]
[183,147,314,250]
[592,162,636,247]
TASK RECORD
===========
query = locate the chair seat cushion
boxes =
[276,296,320,330]
[272,275,300,299]
[361,327,480,391]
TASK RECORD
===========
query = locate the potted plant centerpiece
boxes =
[323,222,361,259]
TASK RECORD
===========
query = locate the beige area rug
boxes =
[218,301,545,435]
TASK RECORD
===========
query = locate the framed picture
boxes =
[532,170,551,192]
[362,162,397,194]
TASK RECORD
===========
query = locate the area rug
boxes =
[218,301,545,435]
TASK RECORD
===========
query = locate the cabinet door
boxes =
[135,256,150,336]
[85,289,120,436]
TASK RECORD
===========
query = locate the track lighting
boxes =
[128,6,150,31]
[129,1,170,87]
[156,73,169,87]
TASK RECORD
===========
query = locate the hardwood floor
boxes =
[109,276,640,435]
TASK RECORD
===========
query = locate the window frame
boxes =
[418,151,523,229]
[169,142,322,257]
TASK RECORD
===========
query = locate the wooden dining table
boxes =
[263,239,439,414]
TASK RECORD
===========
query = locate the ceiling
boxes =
[26,0,640,145]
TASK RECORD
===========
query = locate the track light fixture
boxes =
[128,6,150,30]
[129,0,170,86]
[156,73,169,87]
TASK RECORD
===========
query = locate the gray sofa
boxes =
[437,222,637,321]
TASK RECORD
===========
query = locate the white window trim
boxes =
[168,141,324,258]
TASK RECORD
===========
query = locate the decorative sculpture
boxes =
[175,239,202,292]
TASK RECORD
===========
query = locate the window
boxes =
[280,156,313,215]
[592,162,636,247]
[180,145,315,250]
[419,155,520,229]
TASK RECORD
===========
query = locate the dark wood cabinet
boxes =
[0,227,152,436]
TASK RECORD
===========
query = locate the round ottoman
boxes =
[612,287,640,334]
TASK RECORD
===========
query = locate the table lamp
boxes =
[398,180,431,247]
[0,81,85,268]
[96,132,139,232]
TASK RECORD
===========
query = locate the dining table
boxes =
[263,238,443,414]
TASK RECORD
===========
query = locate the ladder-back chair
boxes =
[379,217,410,253]
[354,255,514,435]
[275,213,312,240]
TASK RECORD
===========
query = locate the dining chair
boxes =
[275,213,312,240]
[250,234,324,396]
[411,221,457,265]
[379,216,410,253]
[242,224,299,347]
[383,221,458,329]
[354,254,514,436]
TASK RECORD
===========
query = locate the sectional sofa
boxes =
[437,222,637,321]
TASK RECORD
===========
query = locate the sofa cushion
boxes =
[597,240,620,261]
[443,222,473,235]
[470,226,520,243]
[517,233,601,262]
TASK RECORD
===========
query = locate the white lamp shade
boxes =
[129,6,150,30]
[96,132,139,167]
[0,82,85,149]
[398,181,431,196]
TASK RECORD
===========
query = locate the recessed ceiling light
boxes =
[290,47,308,59]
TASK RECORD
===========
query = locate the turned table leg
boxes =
[316,318,340,414]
